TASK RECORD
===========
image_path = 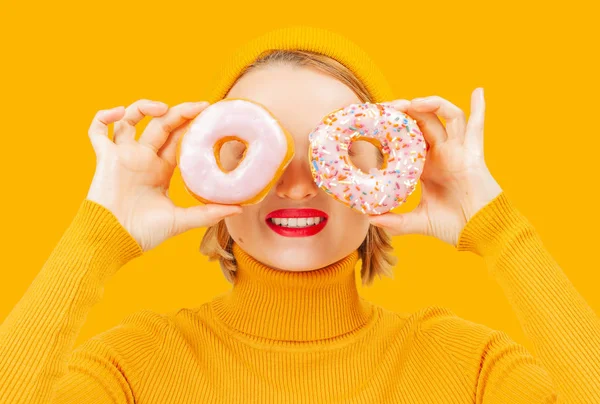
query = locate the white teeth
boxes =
[270,217,326,228]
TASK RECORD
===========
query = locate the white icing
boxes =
[178,99,291,204]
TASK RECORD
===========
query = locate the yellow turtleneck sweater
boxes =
[0,191,599,403]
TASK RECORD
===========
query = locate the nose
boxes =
[275,157,319,201]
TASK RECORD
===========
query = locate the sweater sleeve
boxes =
[0,199,143,403]
[456,191,600,403]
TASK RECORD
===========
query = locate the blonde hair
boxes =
[199,49,397,285]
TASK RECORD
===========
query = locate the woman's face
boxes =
[223,64,378,272]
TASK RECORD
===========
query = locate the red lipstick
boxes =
[265,209,328,237]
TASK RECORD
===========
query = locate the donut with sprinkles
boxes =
[308,102,427,215]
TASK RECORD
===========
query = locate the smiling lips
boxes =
[266,208,328,237]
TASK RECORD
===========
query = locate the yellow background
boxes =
[1,0,598,359]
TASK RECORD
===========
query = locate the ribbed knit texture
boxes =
[1,192,599,402]
[2,26,599,403]
[205,26,394,104]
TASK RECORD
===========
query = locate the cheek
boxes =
[224,206,257,242]
[329,203,370,238]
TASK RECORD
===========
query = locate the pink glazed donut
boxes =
[308,102,427,215]
[176,98,295,205]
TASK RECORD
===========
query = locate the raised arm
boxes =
[0,200,142,403]
[368,89,599,402]
[0,99,240,402]
[457,191,600,402]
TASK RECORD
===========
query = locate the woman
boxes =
[1,26,599,403]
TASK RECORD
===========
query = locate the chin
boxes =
[261,248,323,272]
[262,242,349,272]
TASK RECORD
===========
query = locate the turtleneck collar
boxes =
[210,243,374,342]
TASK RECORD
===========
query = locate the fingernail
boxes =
[412,97,428,103]
[152,101,168,108]
[194,101,209,107]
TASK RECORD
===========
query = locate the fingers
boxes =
[113,99,169,145]
[157,120,192,167]
[387,99,447,148]
[368,208,429,237]
[382,99,410,110]
[88,106,125,154]
[139,101,210,153]
[173,204,242,234]
[464,88,485,154]
[410,95,467,143]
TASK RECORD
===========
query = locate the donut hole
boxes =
[214,137,248,172]
[348,139,386,172]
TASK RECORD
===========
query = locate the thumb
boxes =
[368,209,428,237]
[173,204,242,234]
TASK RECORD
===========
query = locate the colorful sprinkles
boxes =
[308,102,427,215]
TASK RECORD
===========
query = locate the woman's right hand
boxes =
[85,99,242,252]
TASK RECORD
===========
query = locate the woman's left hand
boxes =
[369,88,503,247]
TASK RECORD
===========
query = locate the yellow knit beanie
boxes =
[205,26,394,104]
